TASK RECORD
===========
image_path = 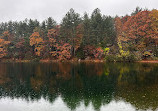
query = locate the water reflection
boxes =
[0,62,158,111]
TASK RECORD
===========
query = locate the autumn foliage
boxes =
[115,9,158,59]
[0,32,11,58]
[0,8,158,61]
[30,32,44,56]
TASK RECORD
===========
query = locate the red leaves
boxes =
[58,43,71,60]
[48,28,72,61]
[94,47,104,59]
[115,9,158,55]
[83,45,104,59]
[50,42,71,61]
[115,10,155,43]
[48,29,58,39]
[123,11,151,39]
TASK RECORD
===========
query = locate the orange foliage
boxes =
[2,31,12,41]
[115,17,129,42]
[48,28,72,60]
[50,43,71,61]
[94,47,104,59]
[115,10,158,51]
[0,38,10,58]
[30,32,44,56]
[47,29,58,47]
[83,45,104,59]
[122,11,151,40]
[48,29,58,38]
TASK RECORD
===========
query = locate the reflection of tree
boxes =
[56,63,72,80]
[30,64,44,91]
[116,86,158,110]
[0,64,10,84]
[115,63,158,110]
[58,63,116,110]
[0,63,158,110]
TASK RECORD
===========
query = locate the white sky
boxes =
[0,0,157,23]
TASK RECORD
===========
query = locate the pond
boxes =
[0,62,158,111]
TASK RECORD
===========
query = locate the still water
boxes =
[0,62,158,111]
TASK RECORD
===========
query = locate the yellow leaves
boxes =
[120,50,130,57]
[104,48,110,55]
[117,40,122,49]
[30,32,43,46]
[150,9,158,20]
[30,37,43,46]
[117,39,130,58]
[143,51,152,57]
[4,41,10,44]
[30,37,36,46]
[36,38,43,44]
[35,45,44,56]
[30,32,44,56]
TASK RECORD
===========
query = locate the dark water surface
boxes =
[0,62,158,111]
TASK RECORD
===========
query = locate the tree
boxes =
[122,11,151,52]
[28,19,39,34]
[102,16,116,46]
[90,8,103,46]
[82,12,91,46]
[149,9,158,56]
[131,7,142,16]
[48,28,72,60]
[41,21,46,30]
[115,10,158,58]
[46,17,57,30]
[60,8,82,56]
[30,32,44,56]
[2,31,11,41]
[0,32,11,58]
[15,38,27,59]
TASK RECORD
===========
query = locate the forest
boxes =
[0,7,158,62]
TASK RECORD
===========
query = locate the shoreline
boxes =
[137,60,158,63]
[0,59,158,63]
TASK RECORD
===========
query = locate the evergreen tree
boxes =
[60,8,82,56]
[82,12,91,46]
[46,17,57,30]
[90,8,103,46]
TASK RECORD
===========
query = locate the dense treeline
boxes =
[0,7,158,61]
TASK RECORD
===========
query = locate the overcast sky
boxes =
[0,0,157,23]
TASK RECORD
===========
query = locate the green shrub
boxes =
[76,50,85,59]
[105,53,137,62]
[105,55,117,62]
[32,58,40,62]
